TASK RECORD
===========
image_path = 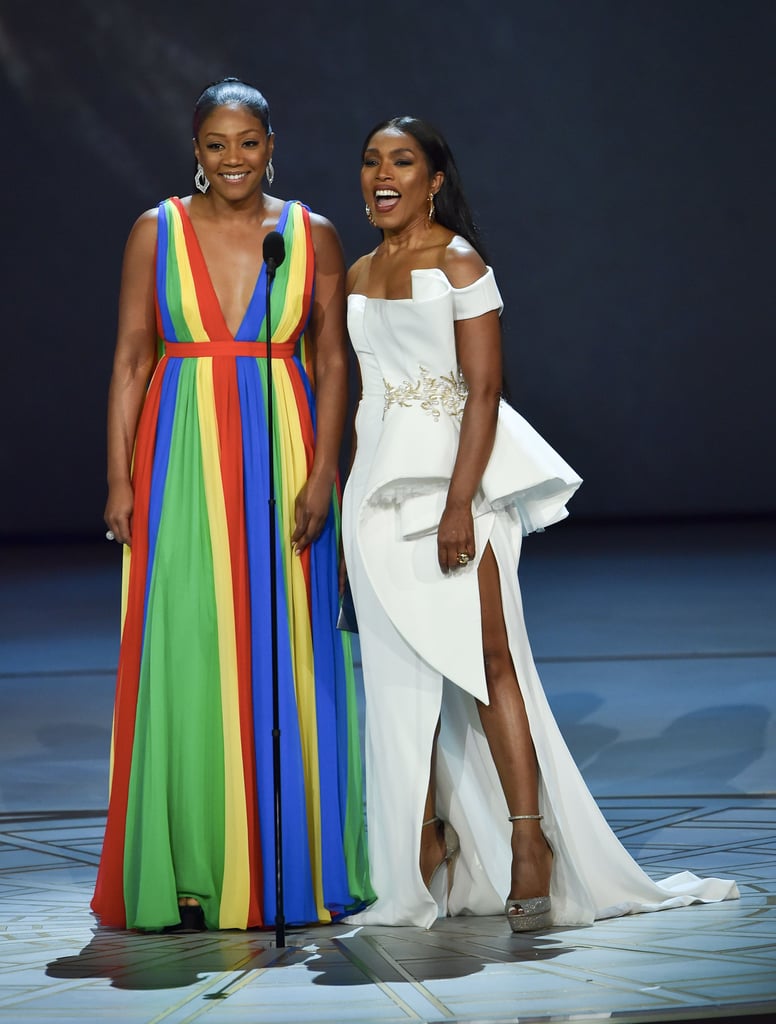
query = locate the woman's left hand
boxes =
[437,502,475,574]
[291,476,332,553]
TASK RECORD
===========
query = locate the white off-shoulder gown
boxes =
[342,267,738,929]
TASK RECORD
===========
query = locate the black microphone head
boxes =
[263,231,286,270]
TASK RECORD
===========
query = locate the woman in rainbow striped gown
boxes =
[92,79,373,931]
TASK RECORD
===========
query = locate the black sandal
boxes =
[164,902,206,933]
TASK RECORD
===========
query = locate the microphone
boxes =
[263,231,286,279]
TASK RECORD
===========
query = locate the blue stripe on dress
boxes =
[155,203,176,343]
[309,517,352,908]
[237,356,317,924]
[142,358,181,632]
[239,202,292,342]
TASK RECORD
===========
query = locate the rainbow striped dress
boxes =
[92,197,373,931]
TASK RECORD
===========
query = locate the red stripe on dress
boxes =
[212,357,265,927]
[286,364,316,614]
[155,244,165,337]
[90,369,165,928]
[165,340,296,358]
[169,197,224,340]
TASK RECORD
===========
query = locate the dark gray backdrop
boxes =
[2,0,774,538]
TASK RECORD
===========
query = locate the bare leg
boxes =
[476,545,552,901]
[419,719,446,887]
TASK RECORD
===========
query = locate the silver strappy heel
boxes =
[505,814,552,932]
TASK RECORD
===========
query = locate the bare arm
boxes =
[343,254,368,470]
[104,210,158,546]
[436,249,503,573]
[290,213,349,553]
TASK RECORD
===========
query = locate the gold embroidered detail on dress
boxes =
[383,365,468,421]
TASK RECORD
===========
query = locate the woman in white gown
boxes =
[341,116,738,931]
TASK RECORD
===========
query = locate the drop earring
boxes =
[365,202,376,226]
[428,192,436,223]
[266,158,275,187]
[195,162,210,194]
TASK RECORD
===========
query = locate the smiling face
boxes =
[361,128,444,232]
[193,103,274,199]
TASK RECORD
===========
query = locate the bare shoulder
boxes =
[441,236,488,289]
[307,209,345,271]
[346,251,374,295]
[124,206,159,256]
[308,209,341,245]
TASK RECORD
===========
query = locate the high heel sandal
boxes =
[505,814,552,933]
[164,900,206,933]
[422,815,460,916]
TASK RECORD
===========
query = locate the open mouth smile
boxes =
[375,189,400,212]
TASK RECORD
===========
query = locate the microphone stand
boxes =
[265,254,285,949]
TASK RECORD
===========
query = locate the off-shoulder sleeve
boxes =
[451,267,504,320]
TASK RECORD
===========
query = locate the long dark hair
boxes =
[192,77,272,139]
[361,115,488,262]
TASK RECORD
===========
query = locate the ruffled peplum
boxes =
[351,267,582,702]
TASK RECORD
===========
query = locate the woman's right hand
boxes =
[437,501,475,574]
[104,479,134,547]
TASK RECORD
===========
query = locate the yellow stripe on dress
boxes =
[196,360,250,928]
[271,205,308,342]
[274,367,328,920]
[108,533,135,795]
[169,208,209,343]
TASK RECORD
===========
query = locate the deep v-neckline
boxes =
[173,197,289,340]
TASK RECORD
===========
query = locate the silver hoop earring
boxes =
[365,202,376,226]
[195,162,210,194]
[266,158,275,187]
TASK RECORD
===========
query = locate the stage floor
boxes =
[1,519,774,1024]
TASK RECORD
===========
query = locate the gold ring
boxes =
[456,552,470,566]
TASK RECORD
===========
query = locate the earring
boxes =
[365,202,376,226]
[266,158,275,187]
[195,162,210,194]
[428,192,436,223]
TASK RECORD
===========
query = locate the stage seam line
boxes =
[142,969,233,1024]
[0,669,117,680]
[2,648,774,680]
[198,946,299,1003]
[0,831,101,866]
[333,934,430,1019]
[364,932,457,1018]
[536,651,776,664]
